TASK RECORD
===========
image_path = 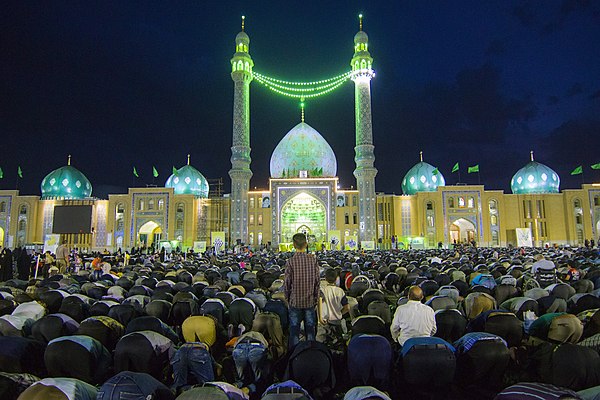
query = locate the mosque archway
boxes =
[138,221,162,247]
[280,192,327,244]
[450,218,476,244]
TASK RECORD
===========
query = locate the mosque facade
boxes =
[0,21,599,252]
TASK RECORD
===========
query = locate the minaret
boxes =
[351,14,377,244]
[229,16,254,245]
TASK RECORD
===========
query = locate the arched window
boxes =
[19,205,27,215]
[489,200,497,212]
[148,199,155,210]
[490,215,498,226]
[158,199,164,210]
[138,199,144,211]
[353,213,357,225]
[467,197,475,208]
[574,199,582,208]
[448,197,455,208]
[177,203,184,213]
[0,202,5,213]
[18,219,26,231]
[176,218,184,230]
[116,203,124,214]
[458,197,465,208]
[237,60,243,70]
[116,218,124,231]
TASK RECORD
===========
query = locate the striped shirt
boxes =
[284,252,320,309]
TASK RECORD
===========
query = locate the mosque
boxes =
[0,19,599,253]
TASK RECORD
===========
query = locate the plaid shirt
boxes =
[284,252,320,308]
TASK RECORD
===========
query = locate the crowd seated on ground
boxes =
[0,243,599,399]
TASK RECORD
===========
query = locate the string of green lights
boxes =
[253,70,352,99]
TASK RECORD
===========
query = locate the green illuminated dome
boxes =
[401,161,445,195]
[511,156,560,194]
[270,122,337,178]
[165,163,209,198]
[41,162,92,199]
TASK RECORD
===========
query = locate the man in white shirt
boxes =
[390,286,436,346]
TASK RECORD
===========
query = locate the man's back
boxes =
[391,300,436,345]
[284,252,320,309]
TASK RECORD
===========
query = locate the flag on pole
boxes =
[591,163,600,170]
[468,165,479,173]
[0,167,3,179]
[451,163,459,173]
[172,166,178,175]
[432,167,439,175]
[152,166,159,178]
[133,166,139,178]
[571,165,583,175]
[17,166,23,178]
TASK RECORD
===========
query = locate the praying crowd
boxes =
[0,237,599,400]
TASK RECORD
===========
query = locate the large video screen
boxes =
[52,205,93,234]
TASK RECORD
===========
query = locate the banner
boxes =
[261,193,271,208]
[43,234,60,254]
[211,232,226,252]
[362,240,375,250]
[193,241,207,253]
[345,235,358,250]
[516,228,533,247]
[328,230,341,250]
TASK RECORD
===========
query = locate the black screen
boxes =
[52,205,93,234]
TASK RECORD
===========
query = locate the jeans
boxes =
[97,371,173,400]
[232,341,268,392]
[171,342,214,391]
[289,307,317,349]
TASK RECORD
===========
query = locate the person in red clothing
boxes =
[284,233,320,349]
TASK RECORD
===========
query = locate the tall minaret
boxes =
[229,16,254,245]
[351,14,377,244]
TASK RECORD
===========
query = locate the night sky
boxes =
[1,1,600,198]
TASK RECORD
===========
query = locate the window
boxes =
[258,214,263,226]
[426,201,433,211]
[467,197,474,208]
[523,200,532,219]
[491,230,499,246]
[490,215,498,226]
[249,214,255,225]
[250,197,255,209]
[574,199,582,208]
[353,196,357,206]
[489,200,497,211]
[176,218,184,230]
[148,199,154,210]
[595,196,600,207]
[116,218,124,231]
[353,213,357,224]
[158,199,164,210]
[458,197,465,208]
[448,197,455,208]
[18,219,26,231]
[138,199,145,211]
[0,202,5,213]
[116,203,124,214]
[377,203,384,220]
[177,203,184,213]
[19,205,27,215]
[345,213,349,225]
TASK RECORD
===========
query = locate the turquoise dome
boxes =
[41,165,92,199]
[165,165,209,197]
[401,162,445,195]
[511,161,560,194]
[270,122,337,178]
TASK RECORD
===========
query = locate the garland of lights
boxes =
[253,70,352,99]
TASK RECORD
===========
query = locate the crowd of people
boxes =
[0,236,599,399]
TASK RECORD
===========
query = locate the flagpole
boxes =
[15,170,19,191]
[582,170,585,186]
[478,171,481,185]
[458,170,461,184]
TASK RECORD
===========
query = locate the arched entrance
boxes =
[138,221,162,247]
[280,192,327,244]
[0,227,4,247]
[450,218,476,244]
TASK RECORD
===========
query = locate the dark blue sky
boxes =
[1,1,599,198]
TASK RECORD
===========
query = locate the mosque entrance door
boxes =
[451,218,476,244]
[280,192,327,244]
[138,221,162,248]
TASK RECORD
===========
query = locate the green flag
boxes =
[571,165,583,175]
[152,166,159,178]
[468,164,479,173]
[172,166,178,175]
[432,167,439,176]
[451,162,459,173]
[591,163,600,170]
[133,166,139,178]
[17,166,23,178]
[0,167,3,179]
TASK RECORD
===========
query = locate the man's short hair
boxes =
[292,233,307,250]
[324,268,338,284]
[408,285,424,301]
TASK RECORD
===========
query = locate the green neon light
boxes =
[253,70,351,86]
[253,71,352,99]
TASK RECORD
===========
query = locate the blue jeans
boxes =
[171,342,214,391]
[232,341,268,393]
[289,306,317,349]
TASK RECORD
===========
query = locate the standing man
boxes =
[55,240,69,274]
[284,233,320,349]
[390,285,436,346]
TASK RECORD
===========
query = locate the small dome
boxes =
[401,162,445,195]
[41,165,92,199]
[354,30,368,44]
[270,122,337,178]
[165,165,209,197]
[511,161,560,194]
[236,31,249,44]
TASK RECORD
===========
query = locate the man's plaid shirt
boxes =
[284,252,320,309]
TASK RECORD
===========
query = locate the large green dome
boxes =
[511,160,560,194]
[41,165,92,199]
[270,122,337,178]
[165,164,209,197]
[401,161,445,195]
